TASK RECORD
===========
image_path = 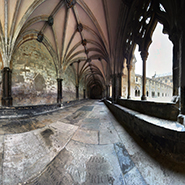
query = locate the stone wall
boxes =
[62,67,85,102]
[11,40,84,106]
[12,40,57,105]
[104,99,185,163]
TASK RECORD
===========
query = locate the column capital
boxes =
[57,78,63,82]
[117,72,123,77]
[140,50,149,62]
[1,67,12,73]
[127,63,132,70]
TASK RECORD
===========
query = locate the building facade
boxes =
[134,74,173,99]
[121,57,173,100]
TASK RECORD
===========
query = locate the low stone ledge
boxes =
[0,99,87,119]
[104,99,185,163]
[117,98,179,121]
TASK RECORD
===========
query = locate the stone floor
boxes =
[0,100,185,185]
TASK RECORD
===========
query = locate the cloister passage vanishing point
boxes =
[0,0,185,185]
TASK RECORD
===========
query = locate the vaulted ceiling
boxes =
[0,0,180,91]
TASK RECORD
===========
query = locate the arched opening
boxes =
[138,90,140,97]
[134,22,173,102]
[135,90,138,97]
[90,85,102,99]
[147,91,149,97]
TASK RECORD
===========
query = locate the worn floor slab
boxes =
[0,100,184,185]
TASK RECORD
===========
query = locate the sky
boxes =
[134,23,173,78]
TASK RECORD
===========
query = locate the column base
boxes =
[57,97,63,104]
[127,95,131,99]
[141,95,147,100]
[178,114,185,126]
[171,96,179,103]
[1,97,13,107]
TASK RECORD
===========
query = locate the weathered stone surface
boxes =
[28,148,74,185]
[12,40,86,106]
[80,118,101,130]
[2,121,78,185]
[78,106,94,111]
[117,98,179,121]
[124,167,147,185]
[65,140,125,185]
[0,135,3,185]
[12,40,57,106]
[114,143,135,174]
[104,99,185,162]
[72,129,98,144]
[99,121,121,145]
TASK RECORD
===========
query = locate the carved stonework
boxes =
[77,23,83,32]
[85,49,89,55]
[48,16,54,26]
[86,58,91,63]
[37,32,44,42]
[82,39,87,46]
[65,0,76,9]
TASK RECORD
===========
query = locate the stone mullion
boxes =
[141,51,148,100]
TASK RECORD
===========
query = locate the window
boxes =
[135,90,138,97]
[136,77,138,82]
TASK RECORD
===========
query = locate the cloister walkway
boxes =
[0,100,185,185]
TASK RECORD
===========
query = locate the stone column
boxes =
[178,31,185,125]
[108,85,110,98]
[172,41,179,97]
[1,67,13,106]
[141,51,148,100]
[57,78,63,103]
[180,33,185,115]
[127,64,131,99]
[117,73,122,99]
[106,85,109,98]
[76,85,79,99]
[83,89,86,99]
[112,74,116,103]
